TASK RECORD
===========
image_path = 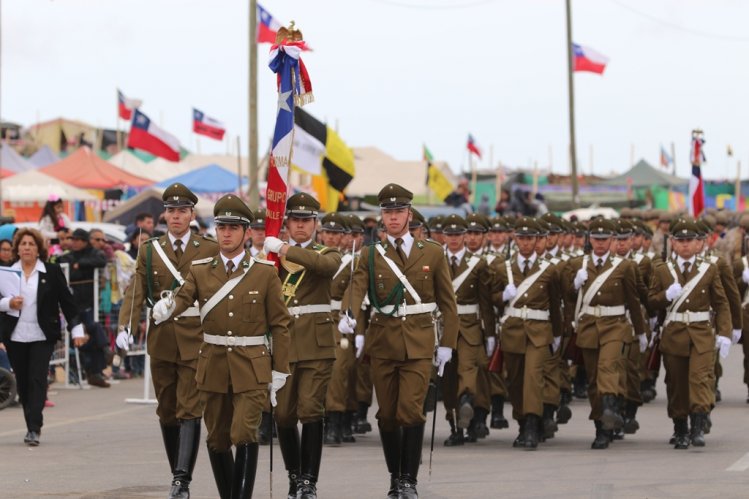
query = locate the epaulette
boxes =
[191,257,213,265]
[201,234,217,242]
[145,236,160,244]
[253,257,275,266]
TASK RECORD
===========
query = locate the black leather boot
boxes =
[276,425,301,499]
[640,379,656,403]
[168,418,201,499]
[457,392,474,429]
[379,426,401,499]
[490,395,509,429]
[324,412,342,446]
[690,413,706,447]
[673,418,689,450]
[341,411,356,443]
[207,447,234,499]
[542,404,558,439]
[591,420,609,450]
[354,402,372,434]
[230,443,258,499]
[556,390,572,424]
[160,423,180,474]
[704,412,712,434]
[258,411,272,445]
[299,421,324,498]
[512,419,526,448]
[573,366,588,399]
[623,400,640,434]
[399,424,425,499]
[523,414,539,450]
[471,408,490,439]
[600,394,624,431]
[443,419,464,447]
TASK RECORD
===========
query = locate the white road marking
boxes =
[726,452,749,471]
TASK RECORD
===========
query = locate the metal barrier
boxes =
[50,263,86,390]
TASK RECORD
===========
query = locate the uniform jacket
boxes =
[171,251,290,394]
[649,257,731,357]
[118,232,218,362]
[349,238,459,361]
[705,252,742,331]
[447,250,494,346]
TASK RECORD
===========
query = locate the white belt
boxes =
[330,300,342,311]
[667,310,711,324]
[203,333,266,347]
[377,302,437,317]
[288,304,332,317]
[580,305,626,318]
[179,306,200,318]
[504,306,550,321]
[456,304,479,315]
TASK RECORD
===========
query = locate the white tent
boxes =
[108,150,151,178]
[0,144,37,172]
[3,170,96,202]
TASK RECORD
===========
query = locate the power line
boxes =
[608,0,749,42]
[366,0,499,10]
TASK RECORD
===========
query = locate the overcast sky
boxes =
[4,0,749,181]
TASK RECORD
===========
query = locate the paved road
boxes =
[2,350,749,499]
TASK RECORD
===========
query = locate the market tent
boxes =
[2,170,96,202]
[41,147,153,189]
[29,145,60,167]
[147,157,194,182]
[103,187,214,225]
[599,159,688,188]
[0,144,36,172]
[156,164,246,193]
[181,154,247,175]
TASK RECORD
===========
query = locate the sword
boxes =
[341,240,357,350]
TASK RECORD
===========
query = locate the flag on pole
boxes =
[127,109,181,162]
[659,145,672,169]
[467,134,482,159]
[117,89,142,120]
[689,131,706,217]
[424,144,454,201]
[257,4,283,44]
[266,30,314,262]
[572,43,609,74]
[192,108,226,140]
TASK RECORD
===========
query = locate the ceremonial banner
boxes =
[424,145,453,201]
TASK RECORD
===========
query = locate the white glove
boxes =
[502,284,517,302]
[716,335,732,359]
[649,317,658,330]
[436,346,453,377]
[485,336,496,357]
[573,268,588,291]
[743,268,749,284]
[551,336,561,353]
[355,334,365,358]
[337,314,356,335]
[665,283,683,302]
[70,323,85,339]
[269,370,290,407]
[152,297,176,325]
[263,236,285,255]
[732,329,743,345]
[116,327,134,351]
[637,334,648,353]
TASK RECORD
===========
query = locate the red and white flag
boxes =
[257,4,282,44]
[467,134,482,159]
[127,109,181,162]
[689,132,706,217]
[573,43,609,75]
[117,89,142,121]
[192,108,226,141]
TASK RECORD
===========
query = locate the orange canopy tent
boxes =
[41,147,152,189]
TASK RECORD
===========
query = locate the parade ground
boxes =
[1,351,748,499]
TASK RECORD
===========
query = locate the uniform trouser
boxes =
[558,337,572,393]
[487,370,508,397]
[581,341,625,420]
[346,357,360,412]
[457,336,489,409]
[542,342,561,406]
[743,334,749,386]
[441,350,459,421]
[275,359,334,428]
[6,340,54,433]
[622,342,643,405]
[505,342,548,420]
[150,356,202,425]
[356,361,374,405]
[202,387,267,451]
[662,347,714,419]
[370,357,432,431]
[326,341,357,412]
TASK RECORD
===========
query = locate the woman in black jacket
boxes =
[0,228,83,446]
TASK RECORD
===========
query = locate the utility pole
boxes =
[565,0,579,208]
[248,0,260,207]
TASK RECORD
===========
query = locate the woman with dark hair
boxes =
[37,195,71,242]
[0,228,83,446]
[0,239,14,266]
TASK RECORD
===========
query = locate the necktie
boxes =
[522,259,529,276]
[395,238,406,266]
[682,261,691,278]
[174,239,183,259]
[596,258,603,270]
[450,255,459,277]
[226,260,234,277]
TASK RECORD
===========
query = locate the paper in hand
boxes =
[0,268,22,317]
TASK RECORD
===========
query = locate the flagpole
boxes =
[236,135,243,199]
[670,141,676,177]
[470,153,478,207]
[565,0,580,208]
[248,0,260,207]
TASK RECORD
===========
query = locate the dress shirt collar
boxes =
[446,246,467,264]
[387,232,414,258]
[676,255,696,271]
[288,237,313,248]
[592,252,610,266]
[168,231,191,251]
[12,259,46,274]
[517,253,537,270]
[220,252,245,273]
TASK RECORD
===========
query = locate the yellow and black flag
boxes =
[424,144,454,201]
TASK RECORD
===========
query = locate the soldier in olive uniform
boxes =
[409,208,429,241]
[152,194,291,499]
[732,215,749,402]
[649,219,732,449]
[262,193,342,499]
[117,183,218,498]
[345,184,459,499]
[563,218,645,449]
[248,209,266,258]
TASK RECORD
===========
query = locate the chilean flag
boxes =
[193,108,226,140]
[689,135,706,217]
[127,109,181,162]
[257,4,282,44]
[467,134,482,159]
[117,89,142,120]
[573,43,609,75]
